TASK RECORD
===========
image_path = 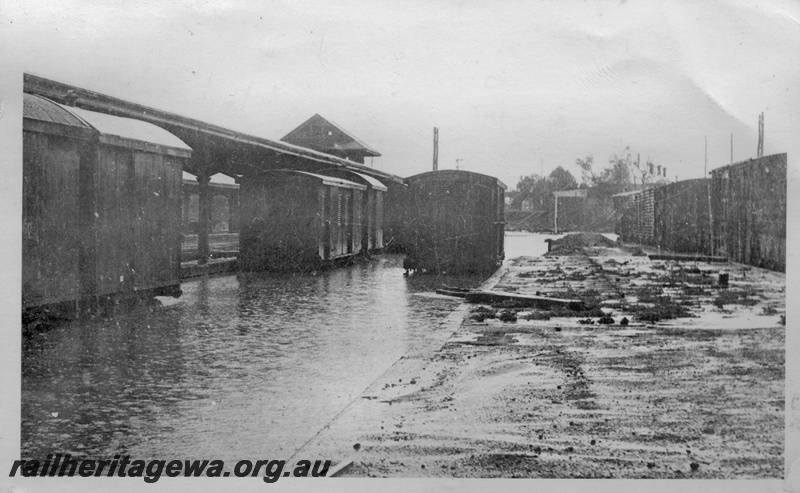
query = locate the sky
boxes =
[2,0,799,189]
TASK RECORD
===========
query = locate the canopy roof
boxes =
[24,93,192,158]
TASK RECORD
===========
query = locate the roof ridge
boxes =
[315,114,381,156]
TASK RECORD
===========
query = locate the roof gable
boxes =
[280,114,381,157]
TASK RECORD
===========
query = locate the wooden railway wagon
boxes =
[710,154,786,272]
[238,170,368,271]
[315,169,388,252]
[23,93,191,313]
[383,180,409,252]
[653,178,711,255]
[402,170,506,274]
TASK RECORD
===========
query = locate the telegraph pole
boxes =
[433,127,439,171]
[706,135,714,255]
[757,112,764,157]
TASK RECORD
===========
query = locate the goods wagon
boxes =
[710,154,786,271]
[401,170,506,274]
[315,168,388,252]
[653,178,710,255]
[238,170,367,271]
[23,93,191,313]
[382,180,409,253]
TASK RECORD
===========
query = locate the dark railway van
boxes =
[238,170,368,271]
[23,93,192,314]
[402,170,506,274]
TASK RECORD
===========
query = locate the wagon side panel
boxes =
[22,130,82,307]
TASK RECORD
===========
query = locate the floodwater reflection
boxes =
[21,254,486,461]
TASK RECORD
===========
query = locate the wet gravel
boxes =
[298,238,785,478]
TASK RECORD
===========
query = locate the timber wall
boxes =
[653,178,710,255]
[710,153,786,271]
[616,188,655,244]
[614,154,786,271]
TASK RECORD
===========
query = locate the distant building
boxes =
[280,114,381,164]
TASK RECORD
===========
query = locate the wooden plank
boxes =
[647,254,728,263]
[553,189,588,198]
[465,290,585,310]
[435,287,470,297]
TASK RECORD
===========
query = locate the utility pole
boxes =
[554,194,558,234]
[757,112,764,157]
[706,135,714,255]
[432,127,439,171]
[730,133,733,164]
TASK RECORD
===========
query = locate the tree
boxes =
[576,155,597,187]
[577,147,667,198]
[512,167,578,210]
[548,166,578,192]
[602,151,633,196]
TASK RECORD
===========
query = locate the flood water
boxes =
[21,233,553,462]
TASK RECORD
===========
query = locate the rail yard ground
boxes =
[299,233,785,479]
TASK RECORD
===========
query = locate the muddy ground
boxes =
[297,235,785,479]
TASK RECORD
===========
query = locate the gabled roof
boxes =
[280,114,381,157]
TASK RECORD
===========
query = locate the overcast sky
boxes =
[3,0,798,188]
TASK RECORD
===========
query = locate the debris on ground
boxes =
[297,235,785,479]
[545,233,618,256]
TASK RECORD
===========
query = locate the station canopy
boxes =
[347,171,388,191]
[23,93,192,158]
[63,104,192,158]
